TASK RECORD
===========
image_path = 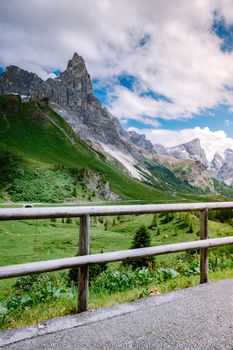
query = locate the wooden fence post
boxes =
[77,215,90,312]
[200,209,208,284]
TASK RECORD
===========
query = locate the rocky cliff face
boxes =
[154,138,209,167]
[0,53,148,179]
[83,170,120,201]
[1,53,232,192]
[128,131,155,153]
[154,154,214,191]
[154,143,167,155]
[213,149,233,185]
[0,65,44,99]
[0,53,128,149]
[167,138,209,167]
[210,152,224,178]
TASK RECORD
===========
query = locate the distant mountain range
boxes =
[153,138,233,187]
[1,52,233,201]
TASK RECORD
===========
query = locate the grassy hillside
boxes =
[145,160,199,194]
[0,95,172,202]
[1,210,233,329]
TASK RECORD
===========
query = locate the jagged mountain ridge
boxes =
[0,94,172,202]
[1,52,233,193]
[210,152,224,178]
[0,54,124,146]
[128,131,155,153]
[154,138,209,167]
[212,149,233,186]
[0,53,152,180]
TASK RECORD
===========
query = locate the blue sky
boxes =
[92,71,233,138]
[2,1,233,159]
[212,13,233,52]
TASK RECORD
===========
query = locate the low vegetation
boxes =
[1,209,233,329]
[1,95,230,203]
[0,95,174,202]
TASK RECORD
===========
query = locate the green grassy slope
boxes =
[145,160,198,194]
[0,95,172,202]
[1,210,233,330]
[1,212,228,268]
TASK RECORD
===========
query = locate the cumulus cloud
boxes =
[224,119,233,126]
[1,0,233,124]
[128,126,233,161]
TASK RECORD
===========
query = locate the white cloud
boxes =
[224,119,233,126]
[128,126,233,161]
[2,0,233,125]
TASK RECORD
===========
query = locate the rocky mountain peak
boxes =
[68,52,84,66]
[0,65,43,97]
[0,52,141,161]
[185,137,198,147]
[58,52,92,94]
[182,138,201,154]
[153,138,209,167]
[154,143,167,155]
[128,131,154,153]
[224,148,233,161]
[214,148,233,185]
[210,152,224,177]
[183,138,208,166]
[212,152,223,164]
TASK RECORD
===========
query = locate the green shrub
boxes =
[67,251,108,287]
[0,273,75,327]
[124,225,155,269]
[91,267,179,295]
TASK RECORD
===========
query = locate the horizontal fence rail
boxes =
[1,201,233,221]
[1,202,233,312]
[1,236,233,280]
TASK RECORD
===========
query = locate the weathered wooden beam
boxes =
[78,215,90,313]
[1,236,233,280]
[200,209,208,284]
[0,202,233,221]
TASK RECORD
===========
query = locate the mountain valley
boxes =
[1,53,233,202]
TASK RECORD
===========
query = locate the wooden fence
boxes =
[1,202,233,312]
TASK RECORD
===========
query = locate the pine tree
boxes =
[66,217,72,224]
[188,222,194,233]
[104,220,108,231]
[149,214,158,228]
[184,213,190,226]
[72,187,77,197]
[165,213,170,223]
[124,225,155,269]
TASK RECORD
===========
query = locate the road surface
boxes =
[1,279,233,349]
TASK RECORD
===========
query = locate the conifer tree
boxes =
[124,225,155,269]
[149,214,158,228]
[104,220,108,231]
[188,222,194,233]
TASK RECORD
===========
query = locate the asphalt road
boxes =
[1,278,233,349]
